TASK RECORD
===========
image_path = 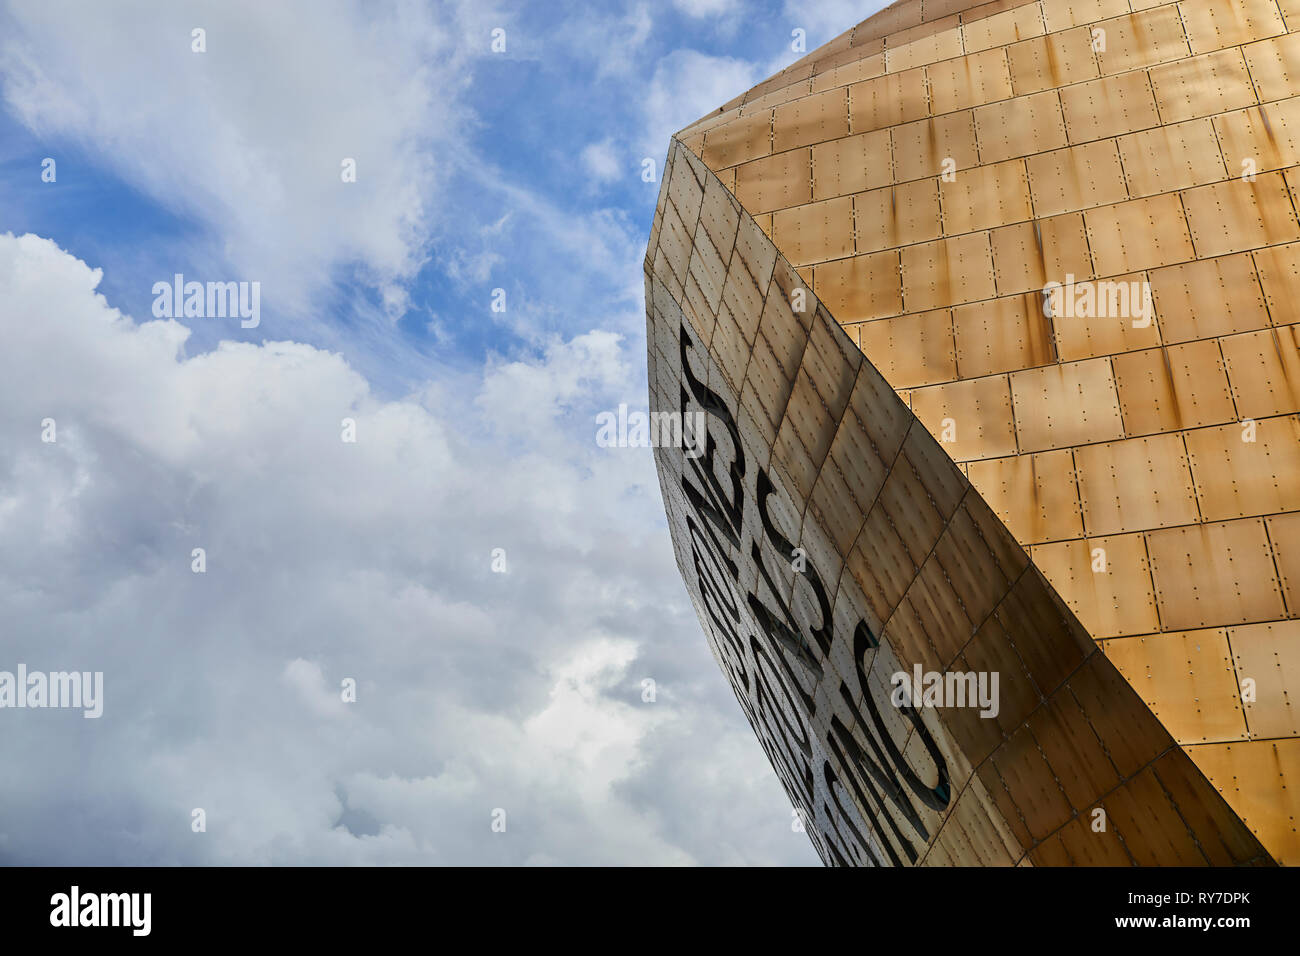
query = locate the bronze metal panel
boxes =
[1105,629,1249,743]
[1230,620,1300,738]
[1149,252,1272,344]
[1030,532,1162,638]
[811,129,893,200]
[1219,324,1300,417]
[1185,416,1300,521]
[734,148,812,215]
[1007,27,1100,97]
[1116,117,1229,198]
[857,308,958,388]
[953,292,1057,376]
[962,2,1047,54]
[1179,0,1287,56]
[1009,357,1126,451]
[1074,433,1202,535]
[1094,5,1192,76]
[773,87,851,153]
[1084,193,1196,276]
[892,111,981,182]
[1060,71,1162,143]
[1146,518,1287,628]
[974,90,1069,163]
[967,448,1086,544]
[1112,342,1236,435]
[1182,173,1300,258]
[1025,139,1130,218]
[911,373,1020,460]
[940,158,1035,234]
[1148,47,1259,124]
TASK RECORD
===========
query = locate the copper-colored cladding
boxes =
[648,0,1300,864]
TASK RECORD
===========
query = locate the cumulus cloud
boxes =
[580,139,623,183]
[0,232,816,865]
[640,49,763,164]
[0,0,473,317]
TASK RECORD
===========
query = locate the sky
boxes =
[0,0,891,865]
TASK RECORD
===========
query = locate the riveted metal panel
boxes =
[1031,532,1162,638]
[1060,71,1162,142]
[811,129,893,200]
[1111,341,1238,435]
[1116,117,1229,198]
[814,249,903,321]
[1146,518,1287,629]
[1084,193,1196,276]
[1149,252,1272,344]
[912,373,1019,460]
[1230,619,1300,737]
[1094,6,1191,76]
[901,231,998,310]
[1214,100,1300,178]
[774,87,851,153]
[963,2,1047,54]
[1010,357,1126,451]
[1255,242,1300,325]
[1242,30,1300,100]
[1105,629,1249,744]
[1041,0,1131,31]
[1148,47,1259,124]
[886,18,965,72]
[1074,432,1202,535]
[928,47,1015,113]
[1185,416,1300,521]
[1182,173,1300,258]
[701,109,772,169]
[1191,738,1300,864]
[953,292,1057,376]
[772,194,856,266]
[857,308,958,387]
[1025,138,1130,218]
[855,179,943,253]
[975,90,1069,162]
[892,110,981,181]
[734,148,812,216]
[967,447,1085,543]
[1052,271,1164,362]
[1219,323,1300,416]
[1007,27,1100,96]
[940,158,1035,234]
[1179,0,1286,56]
[811,51,887,93]
[990,213,1096,294]
[848,68,930,133]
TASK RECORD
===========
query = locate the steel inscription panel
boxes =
[645,141,1273,866]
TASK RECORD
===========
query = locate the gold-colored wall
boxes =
[667,0,1299,863]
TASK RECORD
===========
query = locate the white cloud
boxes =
[672,0,741,18]
[581,139,623,183]
[0,0,474,317]
[782,0,889,48]
[0,232,817,865]
[639,49,763,165]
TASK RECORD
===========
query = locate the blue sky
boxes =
[0,0,883,865]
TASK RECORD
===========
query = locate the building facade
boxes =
[646,0,1298,865]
